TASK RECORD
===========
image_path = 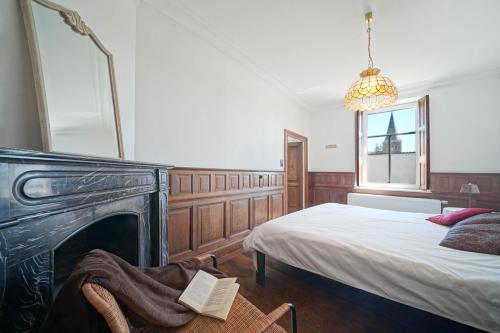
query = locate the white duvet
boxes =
[243,203,500,332]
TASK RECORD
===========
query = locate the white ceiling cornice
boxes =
[397,66,500,97]
[140,0,500,114]
[142,0,312,111]
[310,66,500,113]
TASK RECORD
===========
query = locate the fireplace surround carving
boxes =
[0,148,171,333]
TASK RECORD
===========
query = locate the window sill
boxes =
[354,186,432,194]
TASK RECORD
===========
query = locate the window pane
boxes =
[363,105,418,187]
[390,133,416,184]
[392,108,416,133]
[367,107,416,136]
[367,112,391,136]
[391,133,416,154]
[366,136,388,183]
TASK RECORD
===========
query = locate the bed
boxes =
[242,203,500,332]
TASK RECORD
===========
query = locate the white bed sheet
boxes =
[243,203,500,332]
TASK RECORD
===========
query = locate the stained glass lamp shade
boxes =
[344,12,398,112]
[344,67,398,111]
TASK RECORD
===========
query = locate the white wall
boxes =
[310,72,500,173]
[134,2,310,170]
[2,0,309,168]
[4,1,496,173]
[310,107,355,172]
[0,0,137,159]
[427,73,500,172]
[0,0,42,150]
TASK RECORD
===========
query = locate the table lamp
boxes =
[460,183,480,208]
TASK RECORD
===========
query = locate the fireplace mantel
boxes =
[0,148,172,333]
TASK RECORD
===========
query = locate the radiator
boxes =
[347,193,442,214]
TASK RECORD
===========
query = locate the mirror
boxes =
[21,0,124,158]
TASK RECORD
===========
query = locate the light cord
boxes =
[367,20,374,69]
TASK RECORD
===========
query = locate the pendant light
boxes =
[344,12,398,112]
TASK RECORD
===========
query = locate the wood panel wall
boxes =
[168,168,285,261]
[308,172,355,205]
[309,172,500,211]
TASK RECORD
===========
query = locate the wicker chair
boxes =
[82,255,297,333]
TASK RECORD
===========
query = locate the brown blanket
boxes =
[40,249,225,333]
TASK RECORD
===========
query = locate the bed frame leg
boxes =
[289,303,297,333]
[256,251,266,286]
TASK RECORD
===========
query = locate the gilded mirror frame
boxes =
[20,0,124,159]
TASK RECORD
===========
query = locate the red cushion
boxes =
[427,208,494,226]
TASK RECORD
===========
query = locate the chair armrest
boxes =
[242,303,297,333]
[194,253,218,268]
[82,283,130,333]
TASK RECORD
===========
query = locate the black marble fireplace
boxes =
[53,214,139,298]
[0,148,171,333]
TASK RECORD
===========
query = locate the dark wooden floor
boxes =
[219,254,484,333]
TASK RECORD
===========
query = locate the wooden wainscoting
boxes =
[429,173,500,209]
[168,168,285,262]
[309,172,500,211]
[308,172,355,205]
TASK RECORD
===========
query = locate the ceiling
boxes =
[172,0,500,110]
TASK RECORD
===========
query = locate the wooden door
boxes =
[287,142,303,213]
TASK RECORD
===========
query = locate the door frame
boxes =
[284,129,308,214]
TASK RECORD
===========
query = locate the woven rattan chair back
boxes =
[82,283,130,333]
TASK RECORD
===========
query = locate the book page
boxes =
[203,283,240,321]
[178,270,218,313]
[202,277,237,312]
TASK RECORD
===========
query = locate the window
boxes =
[355,95,429,190]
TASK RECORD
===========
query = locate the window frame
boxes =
[355,96,430,191]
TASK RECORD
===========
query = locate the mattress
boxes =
[243,203,500,332]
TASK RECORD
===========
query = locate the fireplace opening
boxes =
[53,214,139,297]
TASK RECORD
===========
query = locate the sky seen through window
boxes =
[367,108,416,153]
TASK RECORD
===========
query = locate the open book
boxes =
[178,270,239,320]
